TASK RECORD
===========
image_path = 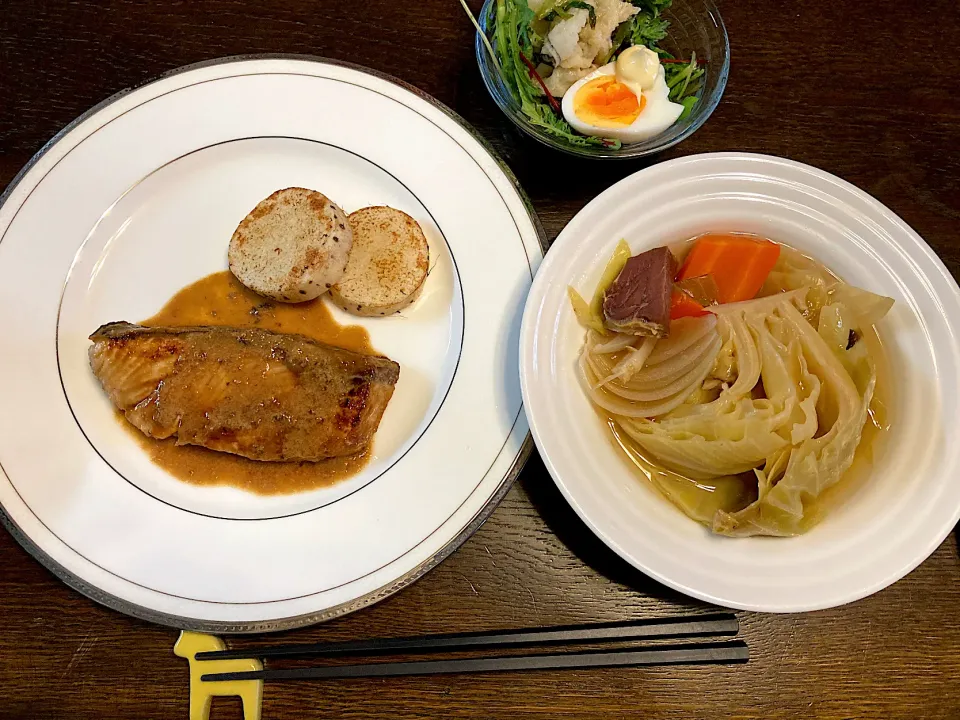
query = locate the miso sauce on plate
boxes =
[116,271,377,495]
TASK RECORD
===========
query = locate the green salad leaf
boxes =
[630,0,673,12]
[664,52,705,103]
[534,0,562,19]
[493,0,620,149]
[677,95,698,121]
[626,0,704,110]
[536,0,596,25]
[630,12,669,46]
[558,1,598,27]
[600,19,635,64]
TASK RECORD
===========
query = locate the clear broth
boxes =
[600,237,892,530]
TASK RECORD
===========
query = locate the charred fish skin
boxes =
[88,322,399,462]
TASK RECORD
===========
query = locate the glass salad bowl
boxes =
[475,0,729,159]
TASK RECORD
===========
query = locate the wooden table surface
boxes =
[2,0,959,718]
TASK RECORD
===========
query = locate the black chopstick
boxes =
[201,641,748,682]
[195,613,738,662]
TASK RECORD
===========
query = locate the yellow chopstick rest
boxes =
[174,631,263,720]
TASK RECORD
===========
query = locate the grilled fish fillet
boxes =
[89,322,400,461]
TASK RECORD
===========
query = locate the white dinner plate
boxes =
[520,152,960,613]
[0,56,544,631]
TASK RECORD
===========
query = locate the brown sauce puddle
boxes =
[117,271,376,495]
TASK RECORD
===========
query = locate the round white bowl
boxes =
[520,152,960,613]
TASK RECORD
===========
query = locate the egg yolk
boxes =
[573,77,646,128]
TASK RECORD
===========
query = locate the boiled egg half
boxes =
[561,46,685,143]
